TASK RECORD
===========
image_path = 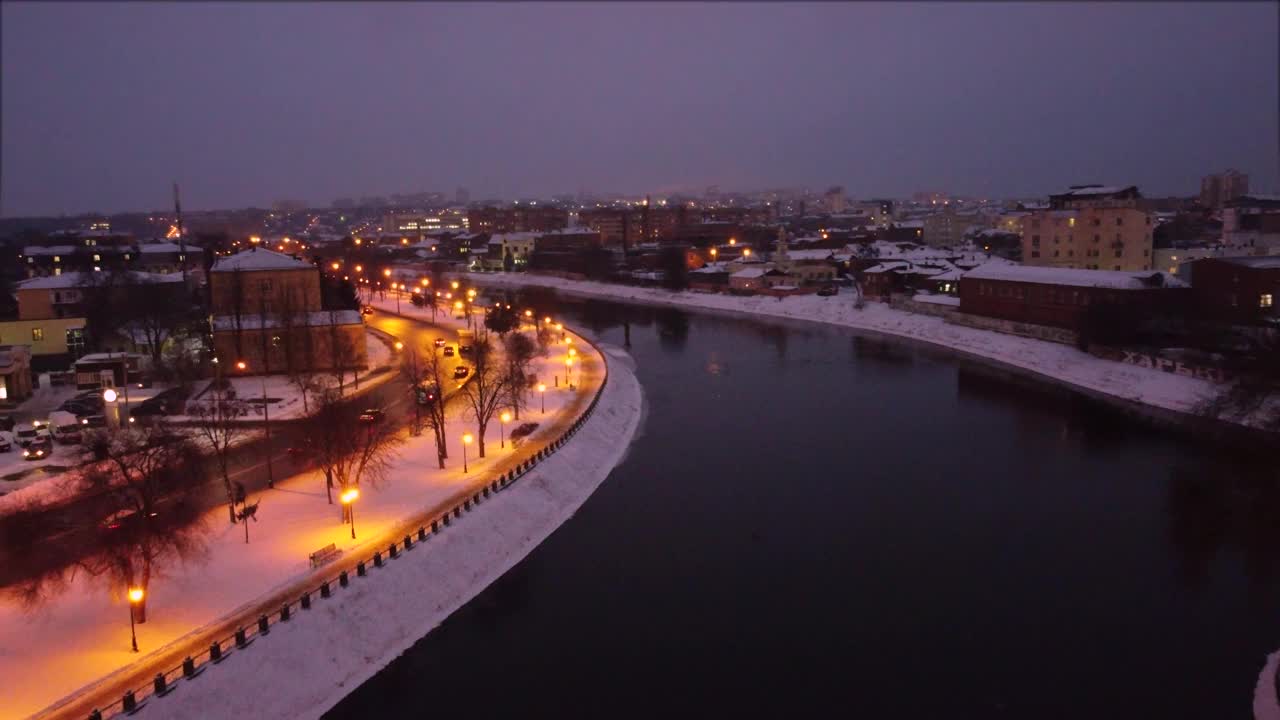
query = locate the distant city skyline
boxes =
[2,2,1276,217]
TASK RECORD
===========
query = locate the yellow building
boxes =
[0,318,87,360]
[1022,185,1153,271]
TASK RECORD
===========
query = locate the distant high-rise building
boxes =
[1200,169,1249,209]
[822,186,847,214]
[272,199,308,214]
[456,187,470,205]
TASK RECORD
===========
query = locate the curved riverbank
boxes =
[470,272,1265,434]
[129,341,645,720]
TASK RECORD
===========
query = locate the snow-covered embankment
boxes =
[145,343,645,719]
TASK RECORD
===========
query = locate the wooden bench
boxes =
[309,543,342,569]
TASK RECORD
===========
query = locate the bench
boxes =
[309,543,342,569]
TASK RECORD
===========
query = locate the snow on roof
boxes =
[863,262,908,274]
[211,248,313,272]
[963,263,1186,289]
[139,242,183,253]
[211,309,362,331]
[1054,185,1132,197]
[691,263,729,274]
[786,249,834,261]
[895,220,924,229]
[1216,256,1280,269]
[731,268,767,278]
[22,245,80,256]
[16,271,183,290]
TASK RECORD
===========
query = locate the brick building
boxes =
[1186,256,1280,326]
[209,248,365,374]
[958,264,1186,331]
[466,206,568,234]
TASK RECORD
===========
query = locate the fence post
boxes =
[301,591,311,610]
[182,656,197,677]
[258,615,270,635]
[418,527,426,541]
[390,542,399,559]
[339,570,349,587]
[122,690,137,714]
[235,627,249,647]
[374,551,383,567]
[210,640,224,663]
[357,561,367,577]
[320,581,331,598]
[89,711,102,720]
[153,672,170,697]
[404,534,414,549]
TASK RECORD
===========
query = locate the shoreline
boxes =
[119,341,645,720]
[468,272,1264,436]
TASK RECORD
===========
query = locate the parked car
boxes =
[0,414,14,432]
[101,507,157,531]
[22,435,52,460]
[443,346,455,357]
[454,366,470,379]
[48,411,83,445]
[817,285,838,297]
[14,423,44,448]
[358,408,385,423]
[0,432,12,453]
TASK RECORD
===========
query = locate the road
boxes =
[37,310,605,720]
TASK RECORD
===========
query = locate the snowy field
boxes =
[469,272,1250,426]
[0,323,602,719]
[131,344,642,720]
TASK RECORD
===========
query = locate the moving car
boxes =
[358,408,385,423]
[434,338,447,348]
[101,507,158,531]
[443,346,455,357]
[454,366,470,379]
[361,306,374,316]
[22,435,52,460]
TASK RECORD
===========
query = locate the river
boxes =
[327,299,1280,718]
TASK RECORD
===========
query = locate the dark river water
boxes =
[327,300,1280,719]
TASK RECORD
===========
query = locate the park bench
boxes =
[309,543,342,569]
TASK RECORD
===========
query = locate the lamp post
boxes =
[238,360,272,489]
[103,388,120,428]
[499,411,511,449]
[565,357,574,390]
[340,487,359,539]
[462,433,473,473]
[537,383,546,413]
[127,586,144,652]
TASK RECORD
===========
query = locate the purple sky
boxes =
[2,2,1276,216]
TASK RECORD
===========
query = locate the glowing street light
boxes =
[340,487,359,539]
[420,278,429,287]
[743,247,752,258]
[462,433,474,473]
[127,586,145,652]
[499,410,512,449]
[710,247,718,260]
[537,383,546,413]
[236,360,247,371]
[451,281,460,290]
[394,341,404,351]
[331,261,340,271]
[728,237,737,246]
[383,268,391,278]
[355,265,363,273]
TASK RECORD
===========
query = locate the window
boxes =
[1114,265,1121,271]
[31,327,44,342]
[66,328,85,356]
[53,256,60,263]
[1031,251,1040,258]
[1114,250,1122,258]
[1054,236,1060,244]
[26,257,33,264]
[93,254,100,262]
[1068,250,1074,257]
[1262,294,1274,308]
[1143,249,1149,257]
[1093,235,1100,243]
[1092,218,1101,227]
[1068,217,1076,228]
[1116,217,1124,226]
[1053,250,1060,257]
[1031,235,1040,245]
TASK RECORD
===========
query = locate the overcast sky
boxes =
[2,2,1276,216]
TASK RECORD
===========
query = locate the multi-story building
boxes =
[1021,185,1154,271]
[921,209,967,248]
[1200,169,1250,209]
[822,186,847,215]
[1187,256,1279,326]
[209,248,365,374]
[1221,194,1280,254]
[466,206,568,234]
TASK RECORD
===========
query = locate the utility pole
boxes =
[174,182,188,284]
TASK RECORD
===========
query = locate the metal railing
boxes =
[83,323,612,720]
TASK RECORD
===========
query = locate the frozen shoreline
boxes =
[469,272,1261,430]
[132,343,645,720]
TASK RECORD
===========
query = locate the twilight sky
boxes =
[2,2,1276,216]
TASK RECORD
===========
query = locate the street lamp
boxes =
[238,359,273,488]
[499,411,512,448]
[565,357,574,390]
[340,487,359,539]
[451,280,460,291]
[127,586,144,652]
[462,433,473,473]
[394,341,404,351]
[103,388,120,428]
[710,247,718,261]
[537,383,546,413]
[743,247,752,258]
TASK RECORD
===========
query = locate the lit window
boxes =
[1263,294,1274,309]
[93,254,101,261]
[53,256,60,263]
[32,328,44,341]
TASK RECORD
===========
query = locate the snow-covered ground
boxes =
[469,272,1250,427]
[130,343,642,720]
[0,325,603,720]
[1257,652,1280,720]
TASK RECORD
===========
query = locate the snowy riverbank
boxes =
[469,272,1260,429]
[123,343,644,720]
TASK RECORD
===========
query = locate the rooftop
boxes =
[211,248,313,272]
[963,263,1186,290]
[16,271,184,290]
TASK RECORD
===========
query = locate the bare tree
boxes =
[190,384,248,524]
[325,309,360,394]
[305,390,403,516]
[3,426,212,618]
[277,284,318,414]
[503,332,537,421]
[121,273,192,372]
[420,344,451,468]
[399,346,425,437]
[1199,331,1280,431]
[460,337,508,458]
